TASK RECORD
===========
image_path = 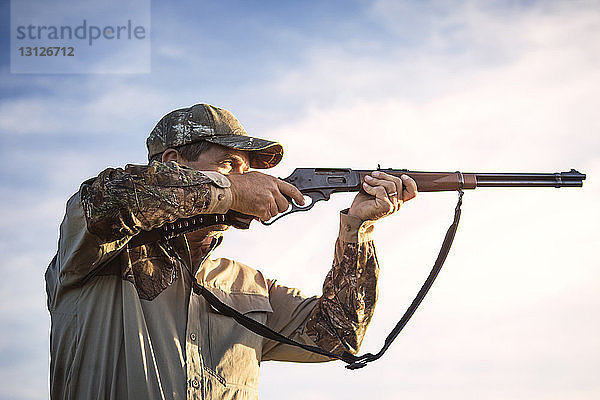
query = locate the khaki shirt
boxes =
[46,161,378,399]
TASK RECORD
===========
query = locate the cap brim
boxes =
[203,134,283,169]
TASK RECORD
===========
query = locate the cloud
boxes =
[0,83,168,136]
[1,1,599,399]
[246,0,600,117]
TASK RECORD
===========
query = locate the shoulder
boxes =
[197,258,274,314]
[197,257,269,296]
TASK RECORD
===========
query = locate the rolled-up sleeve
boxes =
[262,210,378,361]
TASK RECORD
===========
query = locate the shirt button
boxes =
[218,193,225,201]
[345,224,352,232]
[190,333,197,341]
[192,379,200,389]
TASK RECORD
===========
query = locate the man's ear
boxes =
[162,149,179,163]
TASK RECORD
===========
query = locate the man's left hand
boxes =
[348,171,417,221]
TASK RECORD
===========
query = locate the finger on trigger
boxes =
[278,180,305,206]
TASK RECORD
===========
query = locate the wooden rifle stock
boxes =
[356,170,477,192]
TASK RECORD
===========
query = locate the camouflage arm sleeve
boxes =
[80,161,232,243]
[305,211,378,355]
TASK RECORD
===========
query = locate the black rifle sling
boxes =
[136,189,465,370]
[192,281,360,364]
[344,188,464,369]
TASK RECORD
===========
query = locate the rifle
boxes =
[262,167,586,224]
[128,167,586,369]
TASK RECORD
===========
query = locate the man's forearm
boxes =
[305,213,379,355]
[80,161,232,242]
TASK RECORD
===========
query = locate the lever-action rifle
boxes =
[263,167,586,224]
[128,167,586,370]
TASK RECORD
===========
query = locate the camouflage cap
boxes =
[147,104,283,169]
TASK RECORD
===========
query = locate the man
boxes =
[45,103,417,399]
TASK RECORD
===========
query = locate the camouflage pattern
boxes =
[147,104,283,169]
[306,239,378,354]
[80,161,217,243]
[120,242,179,301]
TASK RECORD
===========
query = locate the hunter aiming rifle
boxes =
[128,167,586,369]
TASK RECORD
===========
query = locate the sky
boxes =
[1,0,599,399]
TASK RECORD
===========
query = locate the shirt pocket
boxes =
[204,287,273,390]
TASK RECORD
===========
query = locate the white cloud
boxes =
[2,1,600,399]
[0,83,168,136]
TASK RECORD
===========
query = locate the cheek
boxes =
[186,161,221,172]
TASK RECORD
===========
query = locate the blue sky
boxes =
[1,1,599,399]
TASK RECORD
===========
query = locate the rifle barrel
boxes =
[474,169,586,188]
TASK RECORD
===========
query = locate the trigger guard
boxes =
[260,192,325,225]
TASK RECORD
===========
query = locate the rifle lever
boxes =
[261,190,330,225]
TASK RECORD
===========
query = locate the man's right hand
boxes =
[227,172,305,221]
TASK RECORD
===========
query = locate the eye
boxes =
[218,160,233,172]
[218,156,247,174]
